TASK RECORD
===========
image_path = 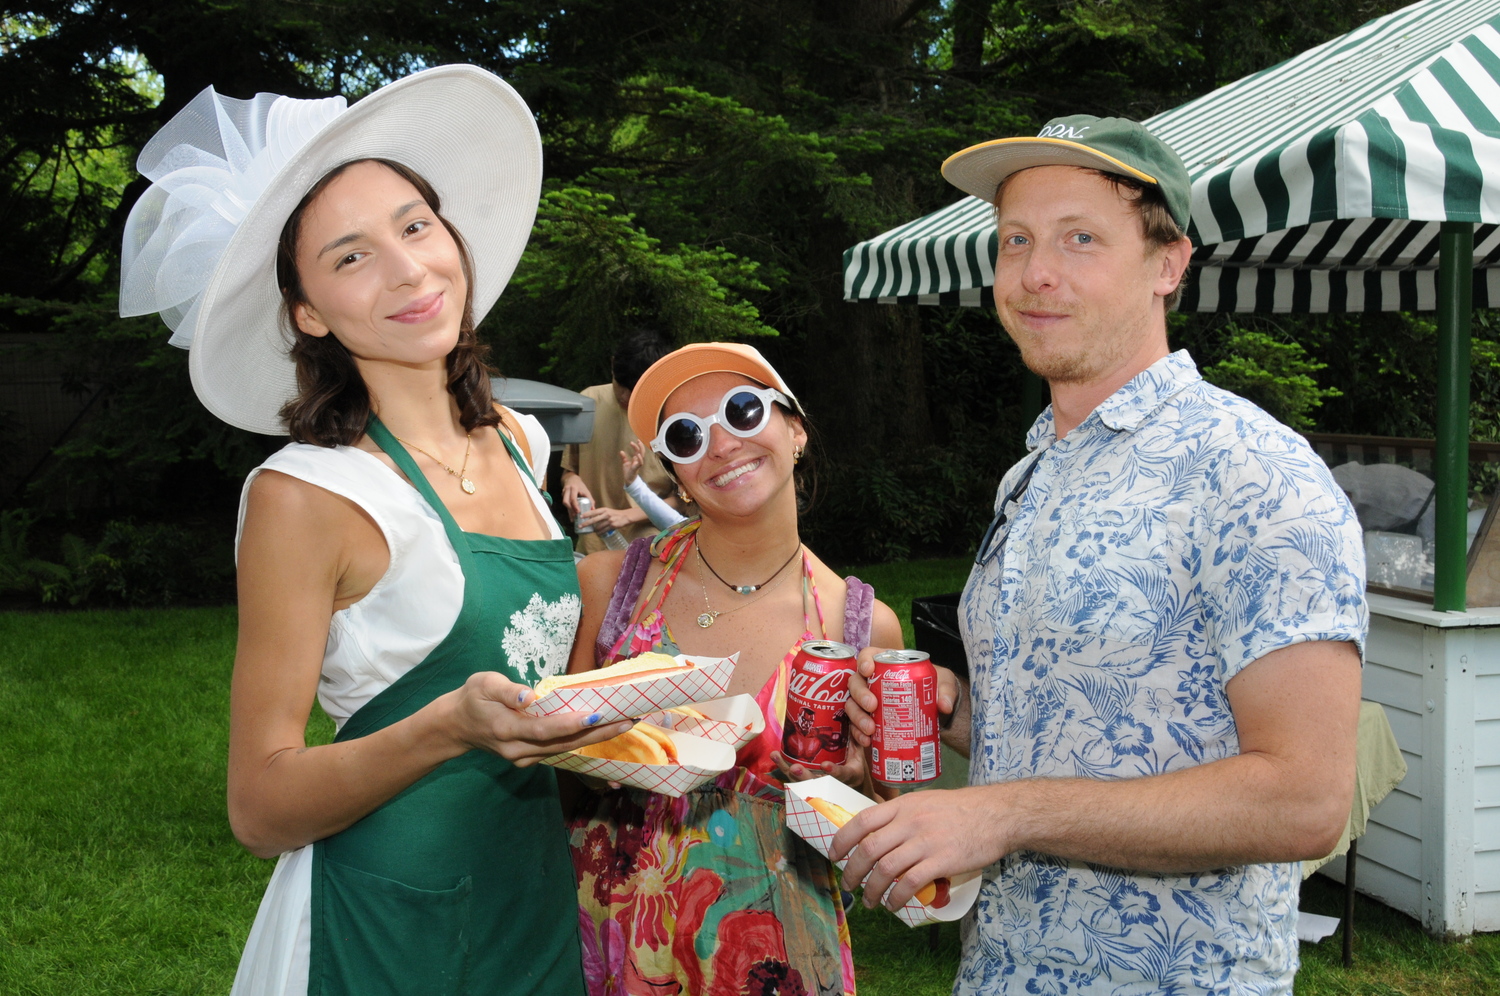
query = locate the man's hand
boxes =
[841,640,1361,882]
[831,786,1009,910]
[847,647,969,757]
[560,471,592,517]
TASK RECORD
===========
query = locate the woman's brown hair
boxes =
[275,158,501,446]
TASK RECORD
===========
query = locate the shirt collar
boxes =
[1024,350,1202,449]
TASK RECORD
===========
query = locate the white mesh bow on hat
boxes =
[118,65,543,436]
[120,88,347,348]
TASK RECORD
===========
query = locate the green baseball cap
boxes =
[941,114,1191,229]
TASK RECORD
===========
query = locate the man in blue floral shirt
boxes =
[836,117,1368,995]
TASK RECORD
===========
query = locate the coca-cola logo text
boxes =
[788,668,851,705]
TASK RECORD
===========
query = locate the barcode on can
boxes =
[884,757,902,781]
[919,741,936,781]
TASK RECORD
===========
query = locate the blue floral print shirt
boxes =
[956,350,1367,996]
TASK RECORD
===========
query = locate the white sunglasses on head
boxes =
[650,385,791,464]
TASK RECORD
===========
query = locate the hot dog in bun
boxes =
[574,722,680,766]
[534,652,694,696]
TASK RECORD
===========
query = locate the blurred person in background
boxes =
[561,329,684,552]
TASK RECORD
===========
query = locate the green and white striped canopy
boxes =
[843,0,1500,313]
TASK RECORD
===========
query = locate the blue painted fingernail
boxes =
[518,692,528,705]
[585,713,602,726]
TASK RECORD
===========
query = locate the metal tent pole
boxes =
[1434,222,1473,612]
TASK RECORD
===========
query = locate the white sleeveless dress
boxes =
[228,414,562,996]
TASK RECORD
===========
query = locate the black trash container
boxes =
[910,592,967,684]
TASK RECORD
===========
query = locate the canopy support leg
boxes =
[1434,222,1473,612]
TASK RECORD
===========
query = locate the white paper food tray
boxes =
[786,775,981,927]
[542,694,764,797]
[643,693,764,751]
[543,728,737,797]
[524,653,737,723]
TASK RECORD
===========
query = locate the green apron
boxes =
[308,418,585,996]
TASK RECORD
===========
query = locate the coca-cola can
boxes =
[783,640,857,766]
[870,650,941,785]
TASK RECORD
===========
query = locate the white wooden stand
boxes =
[1333,594,1500,937]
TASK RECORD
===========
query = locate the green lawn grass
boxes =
[3,565,1497,994]
[1,607,252,995]
[843,557,972,649]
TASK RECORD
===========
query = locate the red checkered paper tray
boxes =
[524,653,737,724]
[541,695,764,797]
[786,776,981,928]
[542,728,735,798]
[641,694,764,751]
[785,776,875,867]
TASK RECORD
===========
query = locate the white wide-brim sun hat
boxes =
[119,64,541,436]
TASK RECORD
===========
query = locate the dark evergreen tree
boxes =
[6,0,1467,590]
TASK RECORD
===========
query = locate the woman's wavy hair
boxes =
[275,158,500,446]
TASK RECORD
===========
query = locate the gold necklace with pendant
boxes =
[694,540,799,628]
[394,430,476,494]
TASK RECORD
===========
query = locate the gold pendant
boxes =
[697,611,717,628]
[460,477,476,494]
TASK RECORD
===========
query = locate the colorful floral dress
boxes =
[569,520,870,996]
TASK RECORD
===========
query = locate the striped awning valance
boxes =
[843,0,1500,313]
[1183,265,1500,312]
[856,265,1500,312]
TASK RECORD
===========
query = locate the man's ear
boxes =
[292,300,331,338]
[1155,237,1193,300]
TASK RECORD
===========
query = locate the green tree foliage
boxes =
[0,0,1440,591]
[1,13,156,294]
[0,294,274,499]
[496,184,778,386]
[1197,325,1341,431]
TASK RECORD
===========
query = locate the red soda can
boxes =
[783,640,857,766]
[870,650,941,785]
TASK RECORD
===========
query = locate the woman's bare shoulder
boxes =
[247,467,339,516]
[802,546,905,649]
[870,598,905,650]
[246,467,374,524]
[801,547,846,594]
[577,548,629,590]
[242,469,382,565]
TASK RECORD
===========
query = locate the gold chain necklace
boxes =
[694,540,800,628]
[393,430,476,494]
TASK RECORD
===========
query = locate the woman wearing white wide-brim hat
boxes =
[121,65,632,995]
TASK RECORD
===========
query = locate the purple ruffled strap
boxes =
[842,575,875,650]
[594,537,656,663]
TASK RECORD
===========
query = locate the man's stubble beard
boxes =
[999,303,1110,385]
[999,295,1157,387]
